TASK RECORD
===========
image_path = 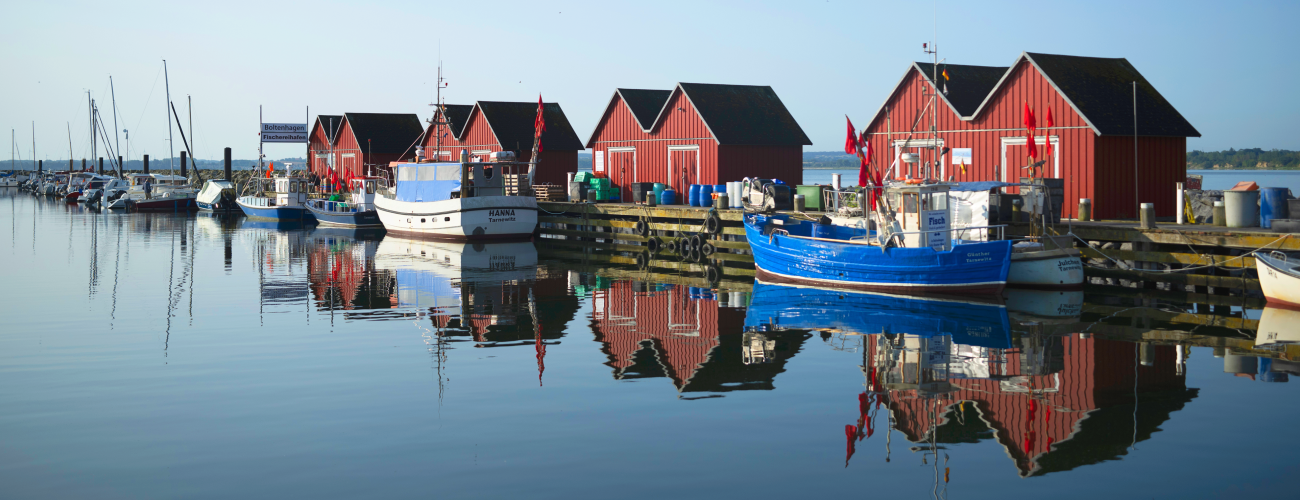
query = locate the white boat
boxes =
[374,161,537,241]
[0,171,29,187]
[1007,240,1084,289]
[197,179,238,213]
[1255,251,1300,308]
[106,173,197,210]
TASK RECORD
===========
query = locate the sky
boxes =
[2,0,1297,164]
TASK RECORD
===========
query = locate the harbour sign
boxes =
[261,123,308,143]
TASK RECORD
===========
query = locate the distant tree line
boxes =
[4,157,308,171]
[1187,149,1300,170]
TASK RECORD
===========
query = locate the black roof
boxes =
[476,101,584,152]
[437,104,474,137]
[617,88,672,130]
[315,115,344,143]
[341,113,424,154]
[676,83,812,146]
[915,63,1008,117]
[1026,52,1200,137]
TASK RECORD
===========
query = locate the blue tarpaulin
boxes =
[394,162,461,202]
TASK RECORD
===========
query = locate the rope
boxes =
[1070,231,1292,273]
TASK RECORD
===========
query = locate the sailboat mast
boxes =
[87,91,94,171]
[164,60,175,174]
[110,76,122,175]
[31,122,35,173]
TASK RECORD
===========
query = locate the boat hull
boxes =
[1007,248,1084,289]
[133,197,199,211]
[306,204,383,227]
[237,199,315,221]
[745,214,1011,296]
[1256,252,1300,308]
[375,195,537,241]
[197,201,240,213]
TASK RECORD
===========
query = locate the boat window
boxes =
[289,181,297,193]
[365,181,375,194]
[903,194,918,213]
[931,193,948,211]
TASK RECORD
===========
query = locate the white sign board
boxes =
[924,209,949,251]
[951,148,972,165]
[261,123,308,143]
[593,150,605,173]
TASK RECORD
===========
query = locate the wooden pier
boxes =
[535,201,1295,305]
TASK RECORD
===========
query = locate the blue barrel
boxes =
[1261,187,1290,229]
[699,185,714,207]
[660,189,677,206]
[688,184,701,207]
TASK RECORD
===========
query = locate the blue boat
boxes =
[303,178,384,227]
[744,281,1011,349]
[744,181,1011,295]
[236,176,315,222]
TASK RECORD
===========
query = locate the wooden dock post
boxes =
[98,157,103,175]
[223,148,232,182]
[81,159,86,171]
[117,156,122,177]
[180,151,187,179]
[143,154,149,174]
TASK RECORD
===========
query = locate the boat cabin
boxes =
[273,177,309,207]
[349,177,384,209]
[387,161,531,203]
[880,183,951,251]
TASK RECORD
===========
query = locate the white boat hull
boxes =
[1256,252,1300,308]
[1008,248,1084,289]
[375,195,537,241]
[1255,305,1300,347]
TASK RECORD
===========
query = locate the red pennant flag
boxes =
[1045,107,1055,157]
[858,154,870,188]
[844,424,857,467]
[266,162,274,178]
[534,94,546,154]
[1023,102,1037,132]
[1027,133,1038,160]
[844,116,859,155]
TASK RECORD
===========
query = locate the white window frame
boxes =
[1000,135,1060,184]
[891,138,945,180]
[667,145,700,188]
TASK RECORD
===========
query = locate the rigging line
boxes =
[132,64,166,143]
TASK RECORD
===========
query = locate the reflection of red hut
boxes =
[869,336,1194,476]
[591,280,801,393]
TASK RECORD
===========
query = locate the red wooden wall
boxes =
[420,108,577,187]
[862,60,1190,219]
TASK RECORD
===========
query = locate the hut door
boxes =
[999,136,1059,194]
[341,153,356,181]
[668,145,699,191]
[608,148,635,201]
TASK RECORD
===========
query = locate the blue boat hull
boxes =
[198,201,241,214]
[745,214,1011,295]
[744,281,1011,348]
[306,205,382,227]
[237,200,316,222]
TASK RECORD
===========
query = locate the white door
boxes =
[999,136,1059,194]
[667,145,699,191]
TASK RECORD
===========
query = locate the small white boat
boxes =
[0,171,29,187]
[1256,251,1300,308]
[1007,240,1085,289]
[375,161,537,241]
[197,179,238,213]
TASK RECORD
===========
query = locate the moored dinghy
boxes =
[1255,251,1300,308]
[197,179,239,213]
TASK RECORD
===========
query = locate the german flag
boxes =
[942,66,949,81]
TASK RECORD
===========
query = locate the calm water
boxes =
[2,190,1299,499]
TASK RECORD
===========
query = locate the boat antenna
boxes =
[110,76,122,177]
[163,60,175,175]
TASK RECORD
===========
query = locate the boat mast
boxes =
[110,76,122,177]
[87,91,94,172]
[164,60,175,175]
[66,123,74,172]
[31,122,35,173]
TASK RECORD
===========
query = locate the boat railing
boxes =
[823,188,865,217]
